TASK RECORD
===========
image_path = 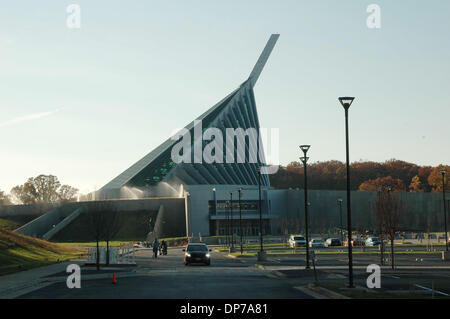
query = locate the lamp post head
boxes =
[440,169,447,176]
[337,198,343,203]
[339,97,355,110]
[212,187,216,192]
[300,156,309,164]
[300,145,311,155]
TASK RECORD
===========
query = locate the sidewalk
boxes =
[0,259,140,299]
[0,260,83,299]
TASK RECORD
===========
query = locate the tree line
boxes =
[270,159,449,193]
[0,174,78,205]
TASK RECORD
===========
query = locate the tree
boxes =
[270,159,435,192]
[0,190,12,205]
[359,176,406,192]
[372,189,403,270]
[9,174,78,204]
[102,205,123,265]
[58,185,79,202]
[10,184,36,204]
[428,165,450,193]
[409,175,424,192]
[87,202,107,270]
[88,201,123,268]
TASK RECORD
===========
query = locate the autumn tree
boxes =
[359,176,406,192]
[428,165,450,193]
[409,175,424,192]
[9,175,78,204]
[270,159,436,192]
[10,184,36,204]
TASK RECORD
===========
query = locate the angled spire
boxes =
[248,34,280,88]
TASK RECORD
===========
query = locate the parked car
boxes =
[309,238,325,248]
[365,237,382,246]
[344,238,365,247]
[325,238,342,247]
[289,235,307,248]
[183,243,211,265]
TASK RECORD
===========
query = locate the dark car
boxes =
[325,238,342,247]
[183,243,211,266]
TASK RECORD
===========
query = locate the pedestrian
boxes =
[161,240,167,255]
[153,238,159,258]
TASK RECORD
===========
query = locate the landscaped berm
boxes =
[0,229,83,276]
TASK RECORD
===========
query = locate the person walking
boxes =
[161,240,167,255]
[153,238,160,259]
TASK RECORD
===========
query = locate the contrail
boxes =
[0,108,61,128]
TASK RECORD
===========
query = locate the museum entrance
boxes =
[209,219,270,236]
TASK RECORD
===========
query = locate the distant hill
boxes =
[0,230,83,276]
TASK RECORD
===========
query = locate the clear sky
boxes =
[1,1,449,194]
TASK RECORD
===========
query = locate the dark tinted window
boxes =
[187,245,208,252]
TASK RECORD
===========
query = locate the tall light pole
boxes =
[238,187,243,254]
[300,145,311,269]
[230,191,235,251]
[440,170,448,251]
[256,167,266,261]
[337,198,343,242]
[226,200,230,247]
[212,187,217,235]
[339,96,355,288]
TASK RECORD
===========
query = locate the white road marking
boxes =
[414,284,449,296]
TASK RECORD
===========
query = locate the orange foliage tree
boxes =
[359,176,406,192]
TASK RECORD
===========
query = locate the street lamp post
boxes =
[337,198,343,242]
[230,191,235,251]
[300,145,311,269]
[440,170,448,252]
[256,167,266,261]
[238,188,243,254]
[339,96,355,288]
[226,200,230,247]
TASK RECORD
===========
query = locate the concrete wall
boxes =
[0,203,59,225]
[15,198,186,241]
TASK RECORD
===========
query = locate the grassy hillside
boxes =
[0,218,21,231]
[0,230,84,276]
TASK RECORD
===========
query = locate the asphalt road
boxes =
[17,247,315,299]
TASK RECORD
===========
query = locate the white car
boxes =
[309,238,325,248]
[289,235,306,248]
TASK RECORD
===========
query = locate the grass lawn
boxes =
[0,230,85,276]
[0,218,21,231]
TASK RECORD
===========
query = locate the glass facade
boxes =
[208,200,261,215]
[124,80,270,189]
